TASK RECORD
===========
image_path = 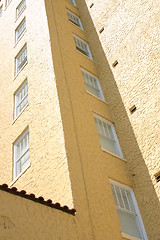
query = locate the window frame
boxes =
[68,0,76,7]
[15,17,26,44]
[15,44,27,75]
[14,129,30,180]
[81,68,105,100]
[109,179,148,240]
[16,0,26,19]
[0,5,3,17]
[67,10,83,30]
[6,0,12,7]
[94,114,123,158]
[73,34,93,60]
[14,80,28,119]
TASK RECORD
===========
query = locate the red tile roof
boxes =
[0,184,76,215]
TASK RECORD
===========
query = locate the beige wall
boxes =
[0,0,73,207]
[44,0,144,239]
[0,189,80,240]
[0,0,158,239]
[76,0,160,239]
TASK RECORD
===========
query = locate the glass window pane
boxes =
[14,130,29,178]
[117,209,142,239]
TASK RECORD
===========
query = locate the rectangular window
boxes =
[14,80,28,118]
[67,10,83,29]
[110,180,148,240]
[6,0,12,7]
[16,44,27,74]
[16,0,26,18]
[68,0,76,6]
[73,35,93,59]
[94,115,123,158]
[15,18,26,43]
[14,129,30,179]
[0,5,3,17]
[81,69,104,100]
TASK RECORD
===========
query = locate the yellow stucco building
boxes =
[0,0,159,239]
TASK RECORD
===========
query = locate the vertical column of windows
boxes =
[13,0,29,181]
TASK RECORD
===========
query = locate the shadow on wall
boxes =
[76,0,160,239]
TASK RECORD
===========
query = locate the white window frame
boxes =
[15,17,26,44]
[14,129,30,179]
[6,0,12,7]
[15,44,27,75]
[67,10,83,30]
[109,179,148,240]
[68,0,76,7]
[94,114,123,158]
[14,80,28,118]
[16,0,26,19]
[73,35,93,60]
[0,5,3,17]
[81,68,105,100]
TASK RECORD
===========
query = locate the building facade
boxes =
[0,0,159,239]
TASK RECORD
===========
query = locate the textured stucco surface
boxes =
[0,0,158,239]
[0,0,73,208]
[76,0,160,239]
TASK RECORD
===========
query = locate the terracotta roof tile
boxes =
[0,184,76,215]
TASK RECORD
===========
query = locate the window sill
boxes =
[101,147,127,162]
[15,6,26,22]
[14,29,27,48]
[121,232,142,240]
[76,49,94,62]
[86,90,108,105]
[69,20,84,31]
[10,163,31,187]
[12,103,29,125]
[14,61,28,81]
[67,1,78,9]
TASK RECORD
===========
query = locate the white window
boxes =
[110,180,148,240]
[69,0,76,6]
[16,44,27,74]
[67,10,83,29]
[14,80,28,118]
[0,5,3,17]
[94,115,123,158]
[6,0,12,7]
[81,69,104,100]
[16,0,26,18]
[14,129,30,179]
[73,35,93,59]
[15,18,26,43]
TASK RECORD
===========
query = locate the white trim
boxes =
[68,0,76,7]
[81,68,105,101]
[0,5,3,17]
[14,129,30,180]
[94,114,123,158]
[15,17,26,44]
[14,80,28,118]
[109,180,148,240]
[86,90,108,104]
[73,34,93,60]
[67,10,83,30]
[10,163,31,187]
[12,103,29,124]
[15,44,27,75]
[16,0,26,19]
[121,232,142,240]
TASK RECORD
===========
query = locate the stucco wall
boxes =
[0,190,80,240]
[76,0,160,239]
[0,0,73,208]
